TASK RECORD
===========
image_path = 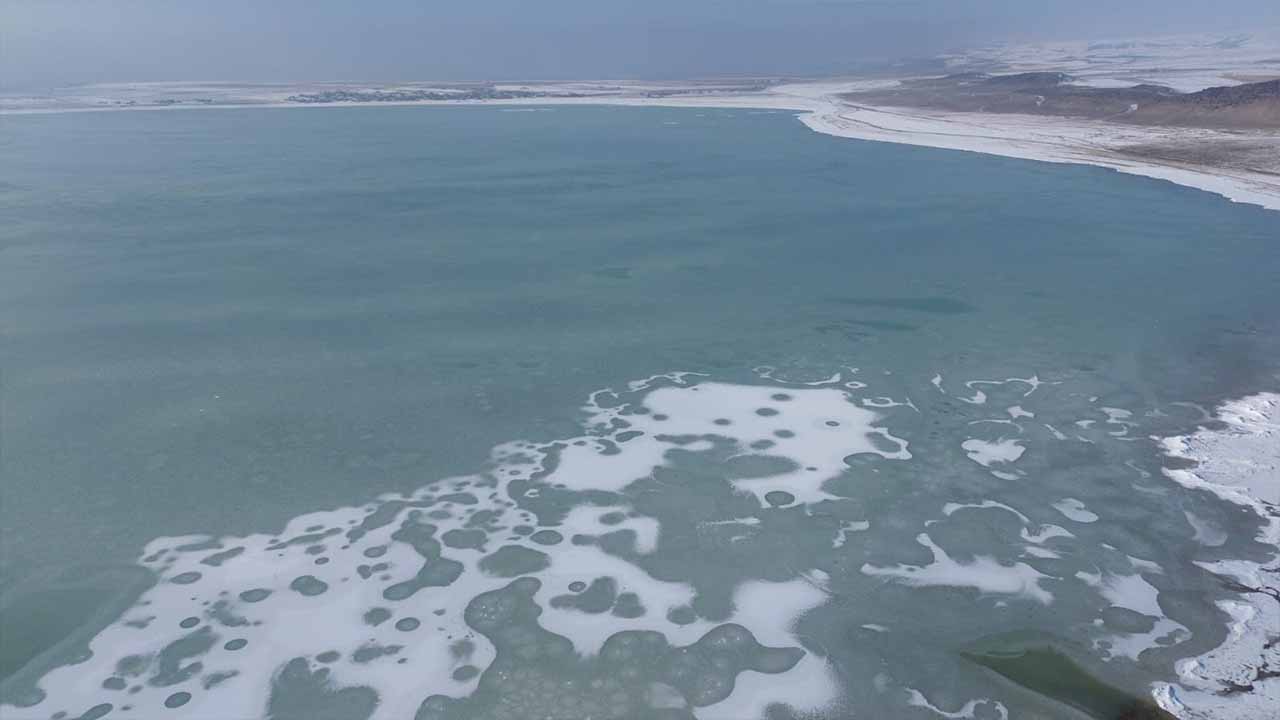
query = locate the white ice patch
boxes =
[3,377,878,720]
[861,533,1054,604]
[942,501,1029,524]
[1102,571,1163,617]
[1052,498,1099,523]
[1020,524,1074,545]
[548,381,909,503]
[699,580,838,719]
[961,438,1025,467]
[1154,393,1280,718]
[751,365,845,387]
[906,688,1009,720]
[959,382,988,405]
[1183,510,1227,547]
[15,500,513,720]
[940,501,1071,548]
[1100,407,1138,437]
[1096,571,1190,661]
[954,376,1052,406]
[1023,546,1061,559]
[559,505,661,554]
[832,520,871,548]
[1043,423,1069,440]
[968,419,1020,428]
[1161,393,1280,505]
[536,543,706,654]
[1076,570,1102,587]
[861,396,918,411]
[625,371,709,393]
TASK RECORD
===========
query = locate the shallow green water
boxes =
[1,105,1278,719]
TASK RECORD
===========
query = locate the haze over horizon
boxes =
[4,0,1280,90]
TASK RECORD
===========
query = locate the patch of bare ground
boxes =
[845,74,1280,130]
[1116,137,1280,175]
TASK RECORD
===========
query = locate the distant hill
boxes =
[1157,79,1280,127]
[844,74,1280,129]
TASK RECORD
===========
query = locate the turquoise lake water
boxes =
[1,105,1278,719]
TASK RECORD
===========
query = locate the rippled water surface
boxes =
[2,106,1279,719]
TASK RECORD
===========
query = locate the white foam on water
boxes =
[625,371,708,393]
[12,372,1275,719]
[861,533,1054,605]
[698,580,838,720]
[941,501,1030,524]
[861,396,917,411]
[547,382,909,503]
[536,543,704,653]
[3,377,894,720]
[940,501,1072,551]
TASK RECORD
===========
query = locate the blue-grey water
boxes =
[1,105,1278,719]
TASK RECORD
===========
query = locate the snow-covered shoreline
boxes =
[1155,393,1280,719]
[793,96,1280,213]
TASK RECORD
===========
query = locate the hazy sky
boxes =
[4,0,1279,89]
